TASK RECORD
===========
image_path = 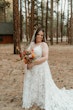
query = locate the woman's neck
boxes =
[35,42,42,44]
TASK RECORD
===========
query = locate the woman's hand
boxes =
[27,63,34,69]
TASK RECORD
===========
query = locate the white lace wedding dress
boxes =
[22,44,73,110]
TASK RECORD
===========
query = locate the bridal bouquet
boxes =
[16,47,36,64]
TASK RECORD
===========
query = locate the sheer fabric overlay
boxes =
[22,43,73,110]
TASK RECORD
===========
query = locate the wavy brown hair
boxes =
[34,27,46,43]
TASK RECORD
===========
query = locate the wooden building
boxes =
[0,22,13,44]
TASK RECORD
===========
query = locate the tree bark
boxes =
[20,0,23,41]
[56,1,59,44]
[13,0,21,54]
[30,0,34,40]
[50,0,53,45]
[70,0,73,44]
[41,1,44,27]
[45,0,48,40]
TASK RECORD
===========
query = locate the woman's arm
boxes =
[33,42,49,65]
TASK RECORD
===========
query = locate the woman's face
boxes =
[36,30,44,43]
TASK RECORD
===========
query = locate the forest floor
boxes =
[0,43,73,110]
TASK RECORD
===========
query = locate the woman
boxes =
[22,27,73,110]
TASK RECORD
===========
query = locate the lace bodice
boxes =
[33,45,42,59]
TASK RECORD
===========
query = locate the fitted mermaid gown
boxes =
[22,44,73,110]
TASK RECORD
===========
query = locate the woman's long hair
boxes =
[33,27,46,43]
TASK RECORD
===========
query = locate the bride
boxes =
[22,27,73,110]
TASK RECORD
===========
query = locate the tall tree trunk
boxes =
[45,0,48,40]
[20,0,23,41]
[56,0,59,44]
[67,0,70,43]
[60,0,66,43]
[70,0,73,44]
[36,0,39,27]
[28,0,31,41]
[31,0,34,39]
[56,1,59,44]
[25,0,28,41]
[13,0,20,54]
[41,1,44,27]
[50,0,53,45]
[60,0,63,42]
